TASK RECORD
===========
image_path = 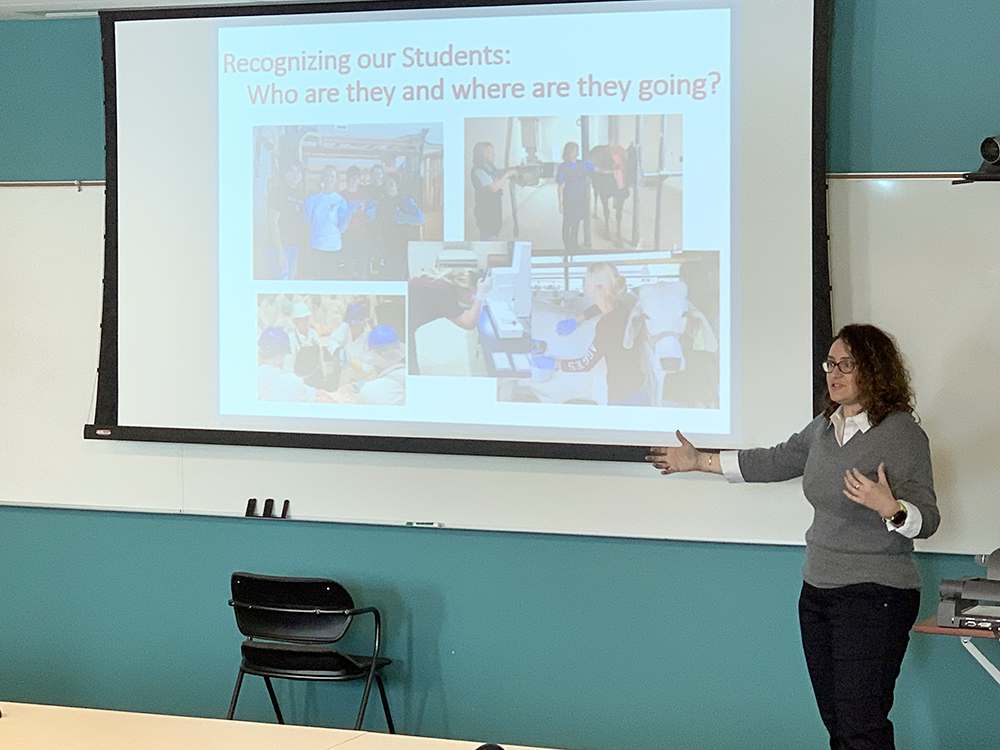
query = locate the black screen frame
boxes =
[87,0,833,462]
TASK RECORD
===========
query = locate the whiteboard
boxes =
[0,186,182,513]
[1,180,996,553]
[827,176,1000,555]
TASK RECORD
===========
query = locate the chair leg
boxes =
[354,662,379,731]
[263,676,285,724]
[376,674,395,734]
[354,679,372,731]
[226,669,245,720]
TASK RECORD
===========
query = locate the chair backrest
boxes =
[230,572,355,644]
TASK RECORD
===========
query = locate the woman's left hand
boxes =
[843,463,898,518]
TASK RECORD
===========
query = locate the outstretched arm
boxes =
[647,431,723,475]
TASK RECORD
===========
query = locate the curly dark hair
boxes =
[822,324,914,426]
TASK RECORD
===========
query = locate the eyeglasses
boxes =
[821,358,856,374]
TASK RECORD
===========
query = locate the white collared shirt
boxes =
[830,406,869,447]
[718,407,922,537]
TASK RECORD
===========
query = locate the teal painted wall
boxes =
[4,1,1000,181]
[2,4,1000,749]
[0,19,104,181]
[827,0,1000,173]
[2,505,997,749]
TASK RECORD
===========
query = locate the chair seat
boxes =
[241,640,391,680]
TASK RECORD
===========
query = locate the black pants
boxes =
[799,582,920,750]
[562,215,583,252]
[307,247,347,280]
[341,237,369,280]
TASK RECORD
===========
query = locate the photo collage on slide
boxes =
[251,115,719,411]
[252,122,443,406]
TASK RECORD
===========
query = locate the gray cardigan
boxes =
[738,411,940,589]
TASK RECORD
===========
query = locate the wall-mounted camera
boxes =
[981,135,1000,165]
[953,133,1000,184]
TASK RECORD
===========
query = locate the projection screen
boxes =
[89,0,832,460]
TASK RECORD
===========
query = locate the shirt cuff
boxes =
[719,451,745,484]
[886,500,922,538]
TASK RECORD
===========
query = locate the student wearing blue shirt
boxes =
[303,165,352,279]
[557,141,597,252]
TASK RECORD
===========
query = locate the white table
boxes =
[0,702,560,750]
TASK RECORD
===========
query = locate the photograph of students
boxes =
[464,115,681,253]
[256,293,404,399]
[251,123,443,280]
[497,252,719,408]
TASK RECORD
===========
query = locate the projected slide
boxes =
[110,0,824,456]
[215,2,733,442]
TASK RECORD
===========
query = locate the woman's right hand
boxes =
[646,431,702,474]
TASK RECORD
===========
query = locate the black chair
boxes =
[226,572,395,732]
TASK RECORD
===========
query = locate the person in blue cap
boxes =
[257,327,335,403]
[326,298,373,387]
[354,325,406,406]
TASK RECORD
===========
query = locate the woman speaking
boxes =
[648,324,939,750]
